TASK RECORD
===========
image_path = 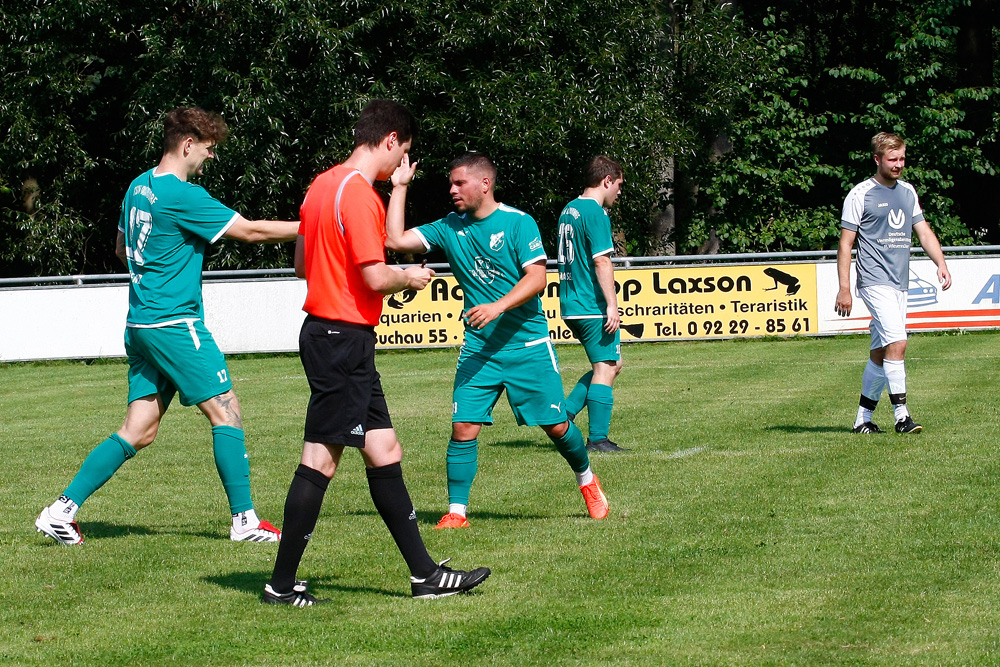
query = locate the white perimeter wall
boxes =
[3,256,1000,362]
[0,279,308,362]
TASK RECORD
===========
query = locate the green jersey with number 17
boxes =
[117,168,238,326]
[412,204,549,352]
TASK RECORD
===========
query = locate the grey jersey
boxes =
[841,178,925,290]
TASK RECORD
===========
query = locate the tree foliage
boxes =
[0,0,996,277]
[676,0,998,254]
[0,0,676,275]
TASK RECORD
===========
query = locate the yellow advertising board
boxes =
[375,263,819,348]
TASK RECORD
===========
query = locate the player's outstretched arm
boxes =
[360,261,435,296]
[835,228,856,317]
[115,230,128,267]
[385,154,428,254]
[914,221,952,290]
[464,261,547,329]
[293,235,306,279]
[224,216,299,243]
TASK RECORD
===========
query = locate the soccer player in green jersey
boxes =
[385,152,609,528]
[557,156,626,452]
[35,107,299,546]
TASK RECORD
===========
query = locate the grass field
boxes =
[3,332,1000,665]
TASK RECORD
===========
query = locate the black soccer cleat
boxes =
[261,581,330,607]
[411,559,491,599]
[895,416,923,434]
[586,438,630,452]
[851,421,885,434]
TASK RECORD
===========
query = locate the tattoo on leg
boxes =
[214,394,243,428]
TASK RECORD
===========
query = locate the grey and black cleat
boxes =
[586,438,629,452]
[851,421,885,434]
[411,559,491,599]
[261,581,329,607]
[895,416,923,434]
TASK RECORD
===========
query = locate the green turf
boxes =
[3,333,1000,665]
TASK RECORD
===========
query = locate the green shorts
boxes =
[564,318,621,363]
[453,339,567,426]
[124,319,232,407]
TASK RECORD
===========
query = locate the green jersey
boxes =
[117,169,238,326]
[556,196,614,318]
[413,204,549,352]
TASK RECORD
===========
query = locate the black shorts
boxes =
[299,316,392,447]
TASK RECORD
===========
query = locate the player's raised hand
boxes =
[391,153,418,188]
[403,265,435,291]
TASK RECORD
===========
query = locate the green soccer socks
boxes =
[212,425,253,514]
[566,371,593,416]
[63,433,137,506]
[550,421,590,473]
[446,439,479,506]
[586,383,614,442]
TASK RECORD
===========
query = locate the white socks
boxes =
[232,509,260,533]
[856,360,887,426]
[50,495,79,521]
[576,467,594,487]
[448,503,467,517]
[861,360,886,402]
[882,359,910,421]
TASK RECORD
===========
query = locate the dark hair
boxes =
[163,107,229,153]
[354,99,418,148]
[585,155,623,188]
[871,132,905,158]
[449,152,497,184]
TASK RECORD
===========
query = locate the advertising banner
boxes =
[815,256,1000,335]
[4,254,998,361]
[375,263,821,348]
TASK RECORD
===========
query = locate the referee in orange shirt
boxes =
[263,100,491,606]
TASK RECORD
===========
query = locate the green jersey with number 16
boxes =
[117,168,238,326]
[557,196,615,319]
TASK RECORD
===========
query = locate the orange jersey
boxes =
[299,165,387,325]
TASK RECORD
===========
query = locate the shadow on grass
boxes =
[764,424,846,434]
[67,522,227,542]
[73,522,160,540]
[487,439,548,450]
[202,571,408,598]
[343,508,551,524]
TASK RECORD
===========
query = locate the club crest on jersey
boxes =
[473,256,501,285]
[489,231,505,251]
[888,208,906,230]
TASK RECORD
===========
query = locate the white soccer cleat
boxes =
[35,508,84,546]
[231,519,281,542]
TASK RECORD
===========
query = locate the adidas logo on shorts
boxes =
[350,424,365,436]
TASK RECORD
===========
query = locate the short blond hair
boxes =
[871,132,905,158]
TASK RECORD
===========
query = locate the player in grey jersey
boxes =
[835,132,952,434]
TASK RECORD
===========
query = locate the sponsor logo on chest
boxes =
[888,208,906,230]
